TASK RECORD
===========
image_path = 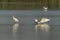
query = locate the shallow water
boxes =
[0,10,60,40]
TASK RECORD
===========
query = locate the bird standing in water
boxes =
[13,16,19,23]
[40,18,50,23]
[35,18,50,24]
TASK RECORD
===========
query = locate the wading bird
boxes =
[43,6,48,11]
[35,18,50,24]
[43,6,48,10]
[13,16,19,23]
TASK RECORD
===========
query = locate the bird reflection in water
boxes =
[35,25,38,32]
[12,23,19,40]
[35,23,50,40]
[40,23,49,32]
[13,23,19,32]
[35,23,50,32]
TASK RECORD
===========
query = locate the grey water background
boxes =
[0,10,60,40]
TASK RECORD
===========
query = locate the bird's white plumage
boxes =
[13,16,19,22]
[40,18,50,23]
[35,18,50,24]
[43,6,48,10]
[35,19,38,22]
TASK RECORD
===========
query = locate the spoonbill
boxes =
[13,16,19,23]
[35,18,50,24]
[40,18,50,23]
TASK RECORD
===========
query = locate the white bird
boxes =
[13,16,19,23]
[35,18,50,24]
[43,6,48,10]
[40,18,50,23]
[35,19,39,24]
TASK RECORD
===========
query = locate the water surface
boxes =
[0,10,60,40]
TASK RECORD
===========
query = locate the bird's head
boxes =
[35,19,38,22]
